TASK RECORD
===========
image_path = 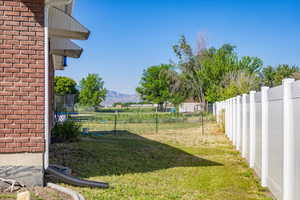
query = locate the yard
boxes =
[49,111,272,200]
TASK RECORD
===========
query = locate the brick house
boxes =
[0,0,89,186]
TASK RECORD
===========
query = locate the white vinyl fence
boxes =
[214,78,300,200]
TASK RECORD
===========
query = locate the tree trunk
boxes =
[158,103,164,112]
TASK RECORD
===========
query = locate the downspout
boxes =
[43,0,109,189]
[44,0,73,171]
[44,5,50,170]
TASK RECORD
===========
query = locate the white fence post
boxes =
[249,91,256,168]
[228,100,230,137]
[233,97,237,146]
[229,98,233,141]
[236,95,241,151]
[213,103,216,117]
[283,78,295,200]
[261,86,269,187]
[218,102,221,124]
[224,100,228,136]
[232,98,234,141]
[242,94,247,158]
[228,99,232,139]
[233,97,236,145]
[216,102,219,123]
[218,101,221,123]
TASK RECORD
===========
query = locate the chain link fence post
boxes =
[202,111,204,136]
[156,112,158,134]
[114,111,117,135]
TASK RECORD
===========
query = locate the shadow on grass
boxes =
[50,130,222,179]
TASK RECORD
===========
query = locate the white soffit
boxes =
[45,0,73,12]
[48,6,90,40]
[52,55,65,70]
[50,37,82,58]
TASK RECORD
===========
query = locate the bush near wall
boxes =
[51,120,81,143]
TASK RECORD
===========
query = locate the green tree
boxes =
[79,74,106,109]
[136,64,172,111]
[172,36,263,103]
[199,44,263,101]
[273,64,299,86]
[261,64,299,87]
[54,76,78,95]
[172,36,205,103]
[219,71,261,100]
[261,66,275,87]
[160,66,190,107]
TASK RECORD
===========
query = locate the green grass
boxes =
[0,193,44,200]
[0,194,16,200]
[50,118,272,200]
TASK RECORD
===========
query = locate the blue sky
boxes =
[57,0,300,94]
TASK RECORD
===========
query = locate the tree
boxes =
[172,35,205,103]
[79,74,106,109]
[219,71,261,100]
[160,66,190,107]
[172,35,263,103]
[54,76,78,95]
[136,64,172,111]
[261,64,300,87]
[273,64,299,86]
[261,66,275,87]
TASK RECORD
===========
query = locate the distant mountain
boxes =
[101,90,141,107]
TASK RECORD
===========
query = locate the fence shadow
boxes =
[50,130,222,179]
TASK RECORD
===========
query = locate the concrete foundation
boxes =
[0,153,44,186]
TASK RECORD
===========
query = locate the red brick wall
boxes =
[0,0,45,153]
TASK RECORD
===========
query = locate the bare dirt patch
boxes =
[0,187,72,200]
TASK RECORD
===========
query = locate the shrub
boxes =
[51,120,81,143]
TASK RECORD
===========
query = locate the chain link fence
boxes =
[67,112,214,136]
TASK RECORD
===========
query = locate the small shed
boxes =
[179,99,203,113]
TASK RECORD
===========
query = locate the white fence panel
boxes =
[293,99,300,200]
[213,79,300,200]
[254,92,262,177]
[267,85,284,200]
[291,81,300,200]
[246,96,251,162]
[242,94,248,158]
[237,96,242,150]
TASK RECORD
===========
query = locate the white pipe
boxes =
[44,5,50,170]
[47,183,85,200]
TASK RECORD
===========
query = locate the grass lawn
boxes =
[50,120,272,200]
[0,194,15,200]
